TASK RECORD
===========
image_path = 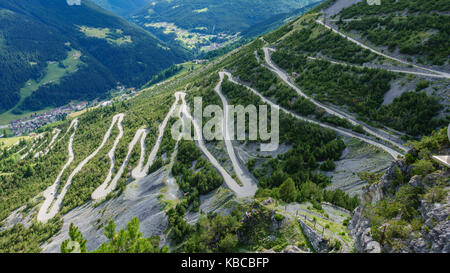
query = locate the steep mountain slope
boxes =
[325,0,450,68]
[349,128,449,253]
[0,0,448,253]
[266,1,449,137]
[0,0,188,123]
[130,0,323,53]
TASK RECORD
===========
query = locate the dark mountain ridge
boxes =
[0,0,188,118]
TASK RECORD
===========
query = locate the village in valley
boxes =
[2,85,137,137]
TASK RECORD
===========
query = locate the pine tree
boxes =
[279,178,297,203]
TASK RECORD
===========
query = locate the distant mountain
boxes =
[129,0,323,53]
[90,0,151,16]
[0,0,188,121]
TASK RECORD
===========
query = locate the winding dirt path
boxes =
[131,95,181,179]
[306,56,448,79]
[37,119,79,223]
[37,114,124,222]
[16,134,44,160]
[178,92,254,198]
[34,129,61,158]
[221,71,402,159]
[263,47,408,154]
[92,128,146,200]
[91,114,125,200]
[215,72,258,197]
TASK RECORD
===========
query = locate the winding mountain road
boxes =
[221,71,402,159]
[19,143,35,160]
[38,114,124,222]
[92,128,146,200]
[316,19,450,79]
[263,47,408,154]
[215,72,258,197]
[178,91,254,198]
[34,129,61,158]
[131,95,181,179]
[37,119,79,223]
[91,114,125,200]
[306,56,448,79]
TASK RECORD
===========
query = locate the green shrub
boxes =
[274,214,285,222]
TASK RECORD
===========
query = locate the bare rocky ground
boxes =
[325,137,392,196]
[1,206,36,231]
[185,187,239,224]
[322,0,364,17]
[41,168,169,252]
[38,139,263,252]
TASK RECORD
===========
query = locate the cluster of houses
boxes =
[10,102,87,136]
[6,84,138,137]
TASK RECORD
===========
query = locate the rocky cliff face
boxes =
[348,158,449,253]
[411,188,450,253]
[297,217,331,253]
[348,160,407,253]
[348,206,381,253]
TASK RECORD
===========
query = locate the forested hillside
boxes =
[0,0,448,254]
[90,0,150,16]
[129,0,323,53]
[0,0,187,120]
[334,0,450,66]
[268,4,449,137]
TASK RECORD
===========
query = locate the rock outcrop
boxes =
[349,158,449,253]
[412,191,450,253]
[281,245,308,253]
[298,218,330,253]
[348,206,381,253]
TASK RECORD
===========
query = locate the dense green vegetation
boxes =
[201,38,251,60]
[172,140,224,211]
[271,47,446,136]
[228,42,357,130]
[132,0,322,34]
[0,0,448,254]
[0,90,174,220]
[61,217,169,253]
[339,0,450,19]
[238,201,308,252]
[272,51,393,116]
[275,23,377,64]
[0,0,187,117]
[177,210,242,253]
[130,0,322,54]
[220,73,359,212]
[90,0,150,16]
[375,92,445,136]
[168,199,308,253]
[144,64,184,87]
[263,23,294,44]
[0,218,62,253]
[338,0,450,65]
